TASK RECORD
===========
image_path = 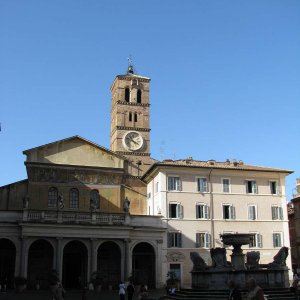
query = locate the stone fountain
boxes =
[221,233,254,270]
[190,233,289,290]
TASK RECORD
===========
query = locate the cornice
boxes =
[115,151,151,157]
[116,101,150,107]
[116,126,151,132]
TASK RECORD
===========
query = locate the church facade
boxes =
[0,66,165,290]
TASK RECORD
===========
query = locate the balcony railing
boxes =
[19,210,165,228]
[24,210,127,225]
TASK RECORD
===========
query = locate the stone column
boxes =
[90,239,98,274]
[156,239,163,288]
[56,238,63,281]
[20,237,29,278]
[124,239,131,280]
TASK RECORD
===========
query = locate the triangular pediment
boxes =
[23,136,125,169]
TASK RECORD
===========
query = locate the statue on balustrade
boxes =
[123,197,130,213]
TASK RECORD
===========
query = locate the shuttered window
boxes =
[197,178,208,192]
[273,233,282,248]
[168,232,182,248]
[248,205,256,220]
[196,204,209,219]
[271,206,283,220]
[168,177,181,191]
[169,203,183,218]
[196,232,211,248]
[223,204,236,220]
[246,180,258,194]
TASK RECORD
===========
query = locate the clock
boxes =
[123,131,144,151]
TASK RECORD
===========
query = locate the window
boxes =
[48,187,58,208]
[197,178,208,192]
[223,204,235,220]
[168,232,182,248]
[169,203,183,218]
[90,190,100,209]
[129,112,132,122]
[134,112,137,122]
[222,178,230,193]
[270,181,277,195]
[125,88,130,102]
[273,232,282,248]
[147,192,151,199]
[248,205,257,220]
[69,188,79,209]
[168,176,181,191]
[246,180,258,194]
[155,181,159,193]
[196,232,211,248]
[249,233,262,248]
[196,203,209,219]
[137,89,142,103]
[271,205,283,220]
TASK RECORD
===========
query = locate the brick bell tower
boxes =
[110,63,153,176]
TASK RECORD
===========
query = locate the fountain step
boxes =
[163,288,297,300]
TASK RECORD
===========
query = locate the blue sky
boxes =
[0,0,299,200]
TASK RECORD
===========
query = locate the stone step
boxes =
[163,288,298,300]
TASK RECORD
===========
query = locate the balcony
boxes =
[17,210,165,228]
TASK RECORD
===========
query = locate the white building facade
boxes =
[142,159,293,288]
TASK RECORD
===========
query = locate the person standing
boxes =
[126,281,135,300]
[246,278,265,300]
[119,281,126,300]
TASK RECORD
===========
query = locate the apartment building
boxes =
[142,158,292,288]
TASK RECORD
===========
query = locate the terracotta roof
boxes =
[142,158,293,180]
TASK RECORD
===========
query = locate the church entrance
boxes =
[62,241,87,289]
[132,242,155,288]
[97,241,121,289]
[0,239,16,289]
[27,239,53,289]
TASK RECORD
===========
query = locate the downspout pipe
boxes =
[208,169,215,248]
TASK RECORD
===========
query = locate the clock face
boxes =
[123,131,144,151]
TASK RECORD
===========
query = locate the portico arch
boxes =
[97,241,121,289]
[0,238,16,289]
[27,239,53,289]
[132,242,155,288]
[62,240,87,289]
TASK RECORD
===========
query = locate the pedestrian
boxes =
[138,284,148,300]
[246,278,264,300]
[228,280,242,300]
[127,281,135,300]
[290,272,299,292]
[119,281,126,300]
[52,281,66,300]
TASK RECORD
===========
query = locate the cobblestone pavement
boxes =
[0,289,166,300]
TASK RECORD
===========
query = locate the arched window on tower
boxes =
[129,112,132,122]
[125,88,130,102]
[134,113,138,122]
[69,188,79,209]
[48,187,58,208]
[137,89,142,103]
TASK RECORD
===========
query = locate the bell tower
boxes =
[110,63,153,175]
